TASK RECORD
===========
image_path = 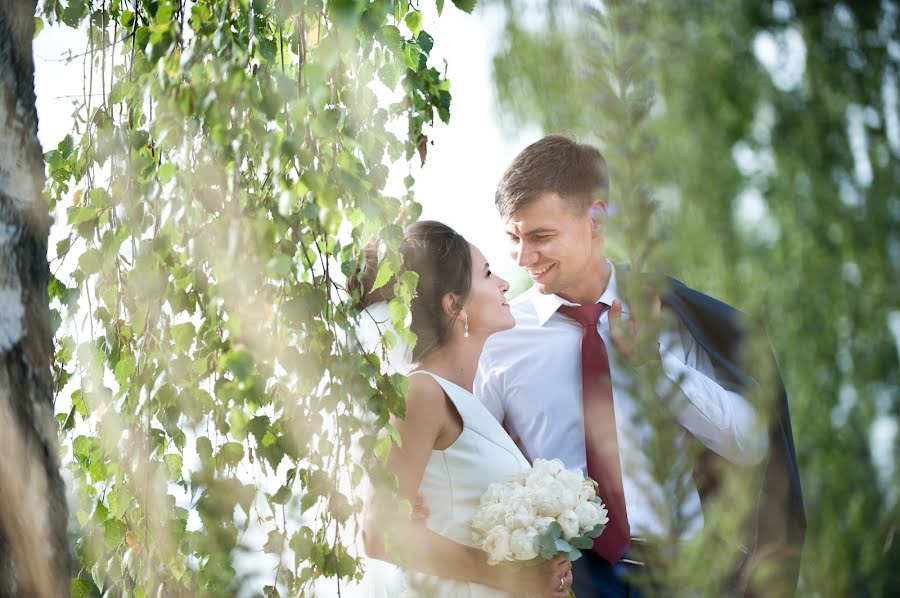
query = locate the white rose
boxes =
[504,496,536,530]
[525,470,556,490]
[506,481,529,499]
[509,469,531,485]
[479,482,505,507]
[557,509,580,540]
[575,500,608,530]
[533,516,556,535]
[472,503,507,536]
[530,480,565,517]
[556,470,584,509]
[482,526,511,564]
[579,478,597,503]
[509,526,540,561]
[532,458,565,478]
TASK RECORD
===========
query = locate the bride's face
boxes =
[463,245,515,337]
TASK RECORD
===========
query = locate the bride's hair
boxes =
[351,221,472,362]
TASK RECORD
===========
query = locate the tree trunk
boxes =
[0,0,70,595]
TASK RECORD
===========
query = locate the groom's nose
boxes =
[514,240,535,267]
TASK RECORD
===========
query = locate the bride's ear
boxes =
[441,293,464,319]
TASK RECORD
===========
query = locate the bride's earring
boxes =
[463,315,469,338]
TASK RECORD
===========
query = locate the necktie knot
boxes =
[558,303,608,329]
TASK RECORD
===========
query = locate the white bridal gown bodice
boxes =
[391,371,532,598]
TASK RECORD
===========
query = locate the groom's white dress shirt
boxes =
[475,263,768,540]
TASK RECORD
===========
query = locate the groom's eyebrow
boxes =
[507,227,553,237]
[521,227,555,237]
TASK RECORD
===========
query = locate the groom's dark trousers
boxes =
[571,551,652,598]
[570,276,805,597]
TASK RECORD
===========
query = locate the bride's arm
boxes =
[363,375,496,584]
[362,375,570,597]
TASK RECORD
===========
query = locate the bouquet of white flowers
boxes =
[471,458,608,571]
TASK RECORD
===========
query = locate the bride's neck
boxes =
[418,337,485,393]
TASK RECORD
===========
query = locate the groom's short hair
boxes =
[495,135,609,219]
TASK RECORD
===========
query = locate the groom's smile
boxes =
[527,263,556,280]
[504,192,608,304]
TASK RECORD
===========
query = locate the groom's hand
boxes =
[609,294,662,364]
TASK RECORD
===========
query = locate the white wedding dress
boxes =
[389,371,532,598]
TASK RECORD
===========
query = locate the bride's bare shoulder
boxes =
[406,373,446,409]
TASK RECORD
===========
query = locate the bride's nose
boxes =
[497,275,510,293]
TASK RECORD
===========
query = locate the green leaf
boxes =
[585,522,605,538]
[374,436,392,463]
[402,44,420,70]
[171,322,195,353]
[417,31,434,56]
[34,16,44,39]
[300,492,317,513]
[267,254,292,278]
[222,350,254,381]
[88,187,110,207]
[379,25,402,51]
[369,255,397,293]
[554,538,573,553]
[436,0,445,16]
[228,407,249,440]
[158,163,177,184]
[164,453,183,478]
[58,134,74,157]
[107,485,131,519]
[196,436,213,467]
[70,579,95,598]
[259,37,278,63]
[272,484,292,505]
[77,247,102,274]
[103,519,126,550]
[263,530,284,554]
[570,535,594,549]
[546,521,563,540]
[61,0,87,27]
[451,0,477,13]
[220,442,244,468]
[114,355,136,388]
[404,11,423,37]
[130,129,150,150]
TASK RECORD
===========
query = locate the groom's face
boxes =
[504,192,602,299]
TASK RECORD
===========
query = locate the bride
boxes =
[355,221,573,598]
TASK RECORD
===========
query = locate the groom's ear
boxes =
[589,199,608,233]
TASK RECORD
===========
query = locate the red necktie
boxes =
[558,303,630,565]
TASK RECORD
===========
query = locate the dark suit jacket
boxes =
[659,277,806,597]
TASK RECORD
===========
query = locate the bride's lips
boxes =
[527,263,555,281]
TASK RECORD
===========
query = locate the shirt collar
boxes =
[530,261,627,326]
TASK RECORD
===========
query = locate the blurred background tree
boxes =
[491,0,899,596]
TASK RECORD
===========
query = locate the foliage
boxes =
[40,0,471,594]
[490,0,900,596]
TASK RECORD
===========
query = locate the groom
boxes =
[475,136,804,597]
